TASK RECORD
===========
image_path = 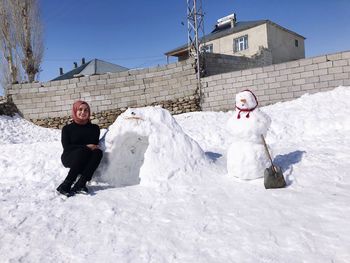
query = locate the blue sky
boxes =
[1,0,349,95]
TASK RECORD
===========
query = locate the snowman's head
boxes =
[235,90,258,110]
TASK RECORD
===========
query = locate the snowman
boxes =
[226,90,271,180]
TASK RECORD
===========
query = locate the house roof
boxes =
[51,59,129,81]
[165,20,306,57]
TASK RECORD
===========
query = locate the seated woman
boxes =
[56,100,103,196]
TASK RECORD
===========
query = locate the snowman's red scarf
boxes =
[236,105,258,119]
[235,90,258,119]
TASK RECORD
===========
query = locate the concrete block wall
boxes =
[4,50,350,128]
[201,50,350,111]
[204,48,272,76]
[7,59,198,123]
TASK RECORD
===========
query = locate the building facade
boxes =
[165,14,305,65]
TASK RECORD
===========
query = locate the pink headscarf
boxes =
[72,100,91,125]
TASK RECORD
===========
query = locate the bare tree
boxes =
[0,0,19,85]
[10,0,43,82]
[0,0,43,91]
[0,57,11,90]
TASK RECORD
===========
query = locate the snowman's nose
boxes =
[240,99,247,103]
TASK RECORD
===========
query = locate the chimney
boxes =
[81,57,86,65]
[59,67,63,75]
[74,62,78,68]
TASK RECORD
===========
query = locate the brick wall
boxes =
[5,50,350,128]
[6,59,199,128]
[204,48,272,76]
[201,50,350,110]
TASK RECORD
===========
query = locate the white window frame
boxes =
[233,35,248,52]
[201,44,213,53]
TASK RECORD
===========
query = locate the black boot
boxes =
[72,185,89,194]
[56,181,73,197]
[71,177,89,195]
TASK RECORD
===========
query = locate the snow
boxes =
[1,86,350,262]
[99,106,209,187]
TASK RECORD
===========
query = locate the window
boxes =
[295,39,299,47]
[233,35,248,52]
[201,44,213,53]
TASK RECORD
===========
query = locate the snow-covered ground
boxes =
[1,86,349,263]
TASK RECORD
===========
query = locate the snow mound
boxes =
[99,106,209,187]
[0,114,60,144]
[264,86,350,143]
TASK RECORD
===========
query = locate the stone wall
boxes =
[201,50,350,111]
[31,95,200,129]
[0,96,20,117]
[6,59,198,128]
[204,48,272,76]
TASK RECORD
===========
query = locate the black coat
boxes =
[61,122,100,157]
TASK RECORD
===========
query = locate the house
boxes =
[165,13,305,65]
[52,58,129,81]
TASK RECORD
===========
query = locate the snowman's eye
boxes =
[131,112,136,115]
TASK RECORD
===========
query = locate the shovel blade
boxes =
[264,165,286,189]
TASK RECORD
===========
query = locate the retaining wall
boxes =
[6,59,199,128]
[0,97,19,116]
[201,50,350,110]
[5,50,350,128]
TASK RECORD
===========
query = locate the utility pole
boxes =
[187,0,205,107]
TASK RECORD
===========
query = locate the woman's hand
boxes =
[86,144,99,150]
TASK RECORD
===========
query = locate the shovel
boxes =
[261,135,286,189]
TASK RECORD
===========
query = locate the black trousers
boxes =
[61,147,103,186]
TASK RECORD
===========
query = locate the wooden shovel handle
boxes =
[261,135,277,173]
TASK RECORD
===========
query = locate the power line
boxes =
[43,55,165,62]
